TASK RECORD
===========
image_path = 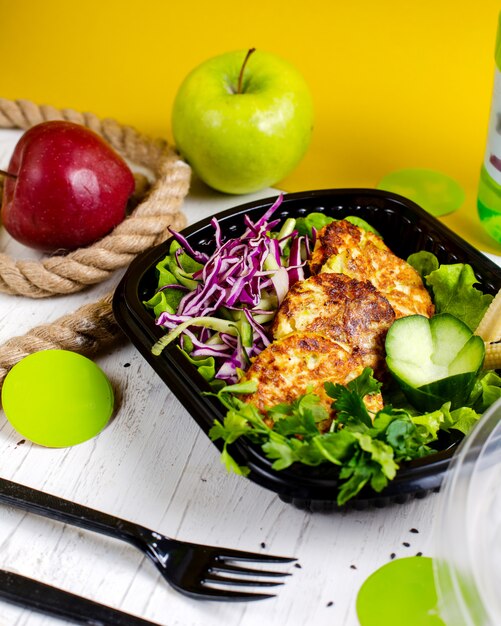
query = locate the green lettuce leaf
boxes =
[182,351,217,383]
[425,263,493,331]
[143,288,185,317]
[407,251,493,331]
[440,402,480,435]
[407,250,439,279]
[295,213,334,237]
[294,214,381,239]
[468,370,501,413]
[344,216,381,237]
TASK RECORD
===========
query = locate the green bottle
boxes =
[477,13,501,245]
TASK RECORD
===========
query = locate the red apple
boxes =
[0,121,135,252]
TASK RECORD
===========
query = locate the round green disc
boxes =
[356,557,445,626]
[1,350,114,447]
[377,168,464,216]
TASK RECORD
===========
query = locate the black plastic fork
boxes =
[0,477,295,601]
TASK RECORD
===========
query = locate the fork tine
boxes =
[213,548,297,564]
[191,587,276,601]
[204,573,284,588]
[212,562,291,578]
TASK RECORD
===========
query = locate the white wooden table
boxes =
[0,129,497,626]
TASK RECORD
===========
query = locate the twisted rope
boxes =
[0,293,124,388]
[0,98,190,297]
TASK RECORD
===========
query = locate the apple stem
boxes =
[0,168,17,180]
[237,48,256,94]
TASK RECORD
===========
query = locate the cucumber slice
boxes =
[391,370,480,412]
[238,317,254,348]
[448,337,486,376]
[385,313,485,411]
[429,315,473,368]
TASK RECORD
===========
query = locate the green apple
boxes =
[171,49,314,194]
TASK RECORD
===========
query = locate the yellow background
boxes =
[2,0,501,254]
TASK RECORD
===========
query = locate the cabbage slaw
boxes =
[146,195,307,386]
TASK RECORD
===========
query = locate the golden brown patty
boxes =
[271,272,395,378]
[242,330,383,426]
[309,220,434,318]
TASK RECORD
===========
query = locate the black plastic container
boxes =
[112,189,501,511]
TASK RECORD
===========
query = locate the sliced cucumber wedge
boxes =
[385,313,485,411]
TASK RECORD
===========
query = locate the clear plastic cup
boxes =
[434,398,501,625]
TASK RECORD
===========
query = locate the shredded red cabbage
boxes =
[152,195,306,384]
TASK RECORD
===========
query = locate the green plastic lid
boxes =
[1,350,114,447]
[357,557,445,626]
[377,168,464,217]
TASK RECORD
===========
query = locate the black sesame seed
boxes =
[350,564,357,570]
[416,552,423,557]
[326,601,334,607]
[410,528,419,534]
[260,542,266,549]
[403,542,411,547]
[390,553,396,560]
[294,563,302,569]
[123,363,131,368]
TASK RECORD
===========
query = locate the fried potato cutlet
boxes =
[308,220,434,318]
[242,331,383,428]
[271,273,395,378]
